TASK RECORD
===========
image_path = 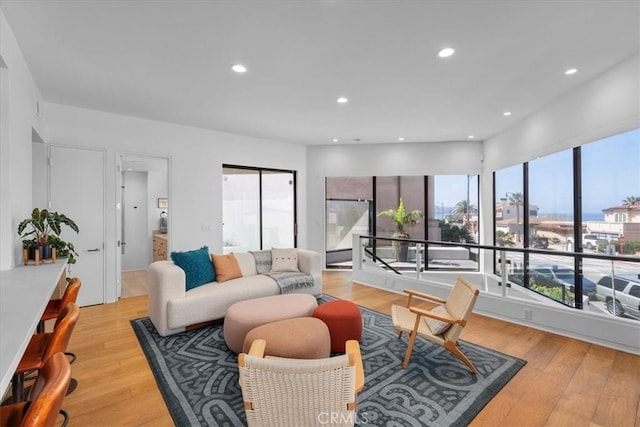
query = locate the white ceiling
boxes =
[2,1,639,146]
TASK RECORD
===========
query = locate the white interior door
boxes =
[122,171,149,271]
[49,145,105,307]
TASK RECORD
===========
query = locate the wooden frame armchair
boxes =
[391,276,480,373]
[238,339,364,427]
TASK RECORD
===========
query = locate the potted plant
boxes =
[377,198,424,262]
[18,208,80,264]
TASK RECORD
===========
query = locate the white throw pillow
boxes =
[270,248,299,272]
[423,305,452,335]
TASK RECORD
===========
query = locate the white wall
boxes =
[306,141,484,256]
[480,54,640,246]
[0,10,44,270]
[42,103,308,302]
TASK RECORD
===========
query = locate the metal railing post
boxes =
[416,243,422,280]
[500,249,508,297]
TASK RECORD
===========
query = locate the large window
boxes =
[324,174,480,269]
[223,165,296,252]
[493,129,640,312]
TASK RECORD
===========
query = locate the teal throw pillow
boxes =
[171,246,216,291]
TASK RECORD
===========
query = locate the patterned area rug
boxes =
[131,298,525,426]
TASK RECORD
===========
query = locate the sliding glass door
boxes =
[223,165,296,252]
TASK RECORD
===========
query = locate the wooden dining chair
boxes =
[391,276,480,373]
[11,303,79,403]
[37,278,81,334]
[36,278,81,369]
[0,352,71,427]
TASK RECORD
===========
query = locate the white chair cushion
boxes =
[423,305,452,335]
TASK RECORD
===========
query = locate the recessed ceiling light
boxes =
[231,64,247,73]
[565,68,578,75]
[437,47,455,58]
[337,97,349,104]
[332,138,339,143]
[398,137,405,142]
[503,111,512,116]
[468,135,475,139]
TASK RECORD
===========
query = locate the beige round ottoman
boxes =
[242,317,331,359]
[223,294,318,353]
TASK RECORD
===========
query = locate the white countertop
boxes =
[0,261,67,394]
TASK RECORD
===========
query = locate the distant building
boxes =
[588,204,640,242]
[495,200,539,220]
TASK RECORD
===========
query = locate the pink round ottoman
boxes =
[242,317,331,359]
[223,294,318,353]
[313,300,362,353]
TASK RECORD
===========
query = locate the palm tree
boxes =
[452,200,477,227]
[495,230,516,247]
[507,192,523,242]
[622,196,640,206]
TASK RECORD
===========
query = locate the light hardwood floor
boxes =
[121,270,149,298]
[15,271,640,426]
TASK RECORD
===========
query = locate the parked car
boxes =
[510,265,597,302]
[530,235,549,249]
[530,265,597,298]
[582,234,599,250]
[595,274,640,320]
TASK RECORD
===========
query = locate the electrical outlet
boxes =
[523,309,533,321]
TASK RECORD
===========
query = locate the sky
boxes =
[495,129,639,215]
[434,175,479,209]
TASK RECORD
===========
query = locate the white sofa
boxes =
[148,249,323,336]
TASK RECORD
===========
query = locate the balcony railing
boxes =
[355,234,640,315]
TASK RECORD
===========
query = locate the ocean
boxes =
[538,212,604,221]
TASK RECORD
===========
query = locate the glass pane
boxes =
[326,200,370,251]
[495,165,524,279]
[429,175,479,270]
[223,167,260,252]
[326,176,372,200]
[527,254,577,307]
[433,175,478,243]
[376,176,425,239]
[529,149,574,252]
[581,129,640,259]
[375,176,425,264]
[495,164,523,248]
[582,260,640,320]
[262,171,294,248]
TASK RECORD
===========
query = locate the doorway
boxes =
[117,153,169,298]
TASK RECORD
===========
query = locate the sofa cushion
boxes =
[170,246,215,291]
[271,248,299,272]
[235,252,258,276]
[211,253,243,283]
